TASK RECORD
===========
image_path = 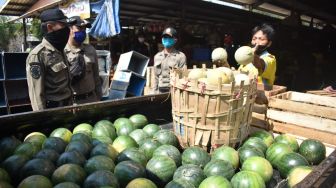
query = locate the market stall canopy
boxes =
[0,0,63,20]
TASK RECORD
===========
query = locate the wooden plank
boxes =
[267,109,336,134]
[289,91,336,108]
[251,113,270,130]
[269,97,336,120]
[271,120,336,146]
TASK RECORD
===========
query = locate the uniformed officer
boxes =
[26,8,74,111]
[153,27,187,93]
[64,16,102,104]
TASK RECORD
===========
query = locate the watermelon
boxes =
[199,176,232,188]
[165,178,196,188]
[90,143,118,161]
[266,143,292,167]
[173,164,206,187]
[114,160,146,187]
[42,137,67,154]
[70,133,92,145]
[274,134,299,152]
[231,171,265,188]
[0,181,13,188]
[153,130,179,147]
[57,151,86,167]
[50,128,73,143]
[277,152,309,178]
[52,164,86,185]
[34,149,60,163]
[116,147,147,167]
[20,158,55,180]
[181,146,210,168]
[83,170,119,188]
[66,140,92,158]
[92,136,113,144]
[146,156,177,186]
[114,118,134,131]
[238,146,265,164]
[241,156,273,183]
[24,132,47,149]
[203,159,235,180]
[112,135,138,154]
[0,168,11,183]
[54,182,80,188]
[139,139,161,160]
[1,155,29,181]
[129,114,148,129]
[73,123,93,136]
[299,139,326,165]
[153,145,181,166]
[18,175,53,188]
[242,137,268,154]
[0,136,21,162]
[126,178,157,188]
[14,142,39,159]
[250,130,274,147]
[211,146,239,169]
[94,120,114,129]
[129,129,149,145]
[116,122,135,136]
[84,155,115,174]
[287,166,312,188]
[143,124,160,137]
[92,122,117,141]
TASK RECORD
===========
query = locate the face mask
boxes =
[138,37,145,43]
[44,27,70,51]
[74,30,86,44]
[162,37,175,48]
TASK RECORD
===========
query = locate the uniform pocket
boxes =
[154,64,162,75]
[51,62,67,72]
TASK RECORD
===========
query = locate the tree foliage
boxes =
[30,18,43,39]
[0,16,18,51]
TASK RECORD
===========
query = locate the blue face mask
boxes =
[162,37,175,48]
[74,31,86,44]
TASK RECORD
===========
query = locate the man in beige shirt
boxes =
[64,16,102,104]
[26,8,74,111]
[153,27,186,93]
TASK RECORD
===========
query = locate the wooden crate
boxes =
[170,66,257,150]
[307,90,336,97]
[267,91,336,145]
[251,84,287,130]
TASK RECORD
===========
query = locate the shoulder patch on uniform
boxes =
[30,64,41,79]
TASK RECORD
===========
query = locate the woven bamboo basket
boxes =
[170,65,257,150]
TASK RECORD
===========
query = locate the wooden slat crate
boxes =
[170,66,257,150]
[306,90,336,97]
[267,91,336,145]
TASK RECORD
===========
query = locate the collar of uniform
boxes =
[64,43,83,53]
[42,38,57,52]
[158,48,179,57]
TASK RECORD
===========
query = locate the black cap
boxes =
[69,16,92,28]
[162,27,177,38]
[40,8,74,24]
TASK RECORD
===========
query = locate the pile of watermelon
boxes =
[0,114,327,188]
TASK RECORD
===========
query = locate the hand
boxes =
[324,86,336,92]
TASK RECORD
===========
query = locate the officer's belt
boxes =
[74,91,94,101]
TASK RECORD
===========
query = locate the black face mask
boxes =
[251,44,268,55]
[44,27,70,52]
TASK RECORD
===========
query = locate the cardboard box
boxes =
[111,71,146,96]
[116,51,149,77]
[108,89,127,100]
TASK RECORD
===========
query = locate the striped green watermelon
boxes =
[114,160,146,187]
[242,137,267,154]
[250,130,274,147]
[65,140,92,158]
[211,146,239,169]
[84,155,115,175]
[126,178,157,188]
[112,135,138,154]
[54,182,80,188]
[203,159,235,180]
[241,156,273,183]
[92,122,117,141]
[24,132,47,149]
[287,166,312,188]
[143,124,160,137]
[146,156,177,186]
[173,164,206,187]
[52,164,86,185]
[231,171,265,188]
[50,128,73,143]
[266,143,292,167]
[182,146,210,168]
[277,152,309,178]
[18,175,53,188]
[73,123,93,137]
[20,158,55,180]
[0,168,11,183]
[34,149,60,164]
[1,155,29,182]
[116,123,135,136]
[165,178,196,188]
[70,133,92,145]
[57,151,86,167]
[116,147,148,167]
[14,142,40,159]
[199,176,232,188]
[299,139,326,165]
[90,143,118,161]
[114,118,134,131]
[0,136,21,162]
[274,134,299,152]
[42,137,67,154]
[129,114,148,129]
[139,139,161,160]
[153,145,181,166]
[129,129,149,145]
[153,130,179,147]
[238,146,265,164]
[83,170,119,188]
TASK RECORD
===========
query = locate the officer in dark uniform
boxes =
[26,8,75,111]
